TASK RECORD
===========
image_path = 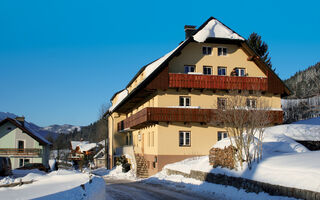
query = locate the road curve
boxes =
[105,178,220,200]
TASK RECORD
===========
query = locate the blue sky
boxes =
[0,0,319,127]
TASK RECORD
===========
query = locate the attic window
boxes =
[218,47,227,56]
[7,127,12,130]
[202,47,212,55]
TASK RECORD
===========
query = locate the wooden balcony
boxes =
[117,107,283,131]
[169,73,268,91]
[0,148,42,156]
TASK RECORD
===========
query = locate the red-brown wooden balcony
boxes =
[117,107,283,131]
[0,148,42,156]
[169,73,268,91]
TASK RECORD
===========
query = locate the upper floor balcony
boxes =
[168,73,268,91]
[0,148,42,156]
[117,107,283,131]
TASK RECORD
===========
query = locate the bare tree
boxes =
[215,90,272,169]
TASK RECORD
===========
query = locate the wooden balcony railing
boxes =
[117,107,283,131]
[169,73,268,91]
[0,148,42,156]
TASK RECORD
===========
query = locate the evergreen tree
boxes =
[247,32,274,71]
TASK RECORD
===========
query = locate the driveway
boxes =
[104,178,219,200]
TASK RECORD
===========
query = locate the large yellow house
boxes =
[106,17,290,177]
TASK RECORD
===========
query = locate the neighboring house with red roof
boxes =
[0,117,51,169]
[68,140,97,161]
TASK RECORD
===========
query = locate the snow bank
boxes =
[0,169,106,200]
[145,171,295,200]
[104,165,136,180]
[265,123,320,141]
[193,19,244,42]
[163,121,320,192]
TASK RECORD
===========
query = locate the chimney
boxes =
[184,25,197,39]
[15,116,25,127]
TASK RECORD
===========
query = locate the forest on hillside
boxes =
[283,62,320,123]
[284,62,320,98]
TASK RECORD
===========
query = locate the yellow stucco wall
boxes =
[168,42,266,77]
[157,89,281,109]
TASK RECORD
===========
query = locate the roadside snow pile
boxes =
[162,121,320,192]
[293,116,320,125]
[0,169,106,200]
[13,169,46,178]
[104,165,136,180]
[92,167,110,176]
[145,171,295,200]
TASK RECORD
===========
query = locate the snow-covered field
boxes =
[159,117,320,193]
[0,169,106,200]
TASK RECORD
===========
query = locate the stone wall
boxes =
[166,169,320,200]
[209,146,235,169]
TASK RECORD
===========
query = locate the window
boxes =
[179,131,191,146]
[218,67,226,76]
[202,46,212,55]
[179,96,191,107]
[203,66,212,75]
[24,159,30,165]
[19,159,24,167]
[246,98,257,108]
[18,140,24,153]
[218,47,227,56]
[217,98,227,109]
[218,132,228,141]
[184,65,195,74]
[235,68,246,77]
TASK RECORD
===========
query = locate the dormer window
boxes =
[202,47,212,55]
[235,68,246,76]
[203,66,212,75]
[218,47,227,56]
[184,65,195,74]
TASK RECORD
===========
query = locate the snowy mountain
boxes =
[0,111,80,139]
[43,124,81,134]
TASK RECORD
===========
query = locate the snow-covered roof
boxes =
[0,118,51,145]
[108,17,245,113]
[193,18,244,42]
[93,148,105,159]
[71,141,97,152]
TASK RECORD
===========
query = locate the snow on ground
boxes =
[162,118,320,193]
[0,169,106,200]
[145,172,296,200]
[96,165,137,180]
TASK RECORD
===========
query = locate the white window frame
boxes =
[235,68,246,77]
[179,131,191,146]
[203,66,212,75]
[217,97,227,110]
[218,66,227,76]
[218,47,227,56]
[218,131,228,141]
[179,96,191,107]
[202,46,212,55]
[246,98,257,109]
[184,65,195,74]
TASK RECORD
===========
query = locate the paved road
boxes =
[104,178,219,200]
